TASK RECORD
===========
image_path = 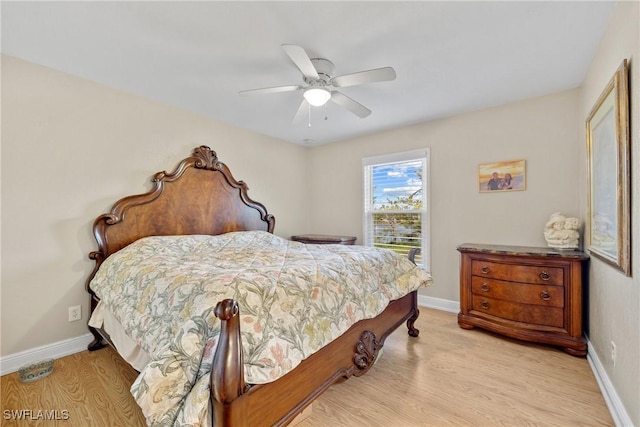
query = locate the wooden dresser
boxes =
[457,243,589,356]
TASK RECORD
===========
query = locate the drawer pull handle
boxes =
[481,300,490,310]
[539,271,551,281]
[481,283,490,292]
[540,291,552,301]
[481,266,490,274]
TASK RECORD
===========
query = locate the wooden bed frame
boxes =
[85,146,421,427]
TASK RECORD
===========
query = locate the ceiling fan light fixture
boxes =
[303,87,331,106]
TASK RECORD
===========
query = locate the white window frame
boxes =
[363,148,430,272]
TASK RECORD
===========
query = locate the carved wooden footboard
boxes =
[211,291,420,427]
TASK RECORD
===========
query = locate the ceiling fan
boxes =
[239,44,396,120]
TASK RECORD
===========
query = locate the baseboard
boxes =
[1,296,456,377]
[418,298,631,426]
[0,333,93,376]
[4,299,450,378]
[586,338,634,427]
[1,311,632,427]
[418,295,460,313]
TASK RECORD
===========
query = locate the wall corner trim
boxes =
[419,300,629,426]
[586,337,634,427]
[0,333,93,376]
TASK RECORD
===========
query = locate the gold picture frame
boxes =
[586,59,630,276]
[478,159,526,193]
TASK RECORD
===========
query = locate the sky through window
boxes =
[372,160,423,210]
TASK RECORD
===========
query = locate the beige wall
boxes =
[304,2,639,421]
[2,4,638,419]
[579,1,639,425]
[307,89,582,303]
[1,55,309,355]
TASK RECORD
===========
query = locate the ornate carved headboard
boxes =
[86,146,275,290]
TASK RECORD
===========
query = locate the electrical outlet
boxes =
[610,341,617,367]
[68,305,82,322]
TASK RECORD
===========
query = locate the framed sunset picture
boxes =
[478,160,526,193]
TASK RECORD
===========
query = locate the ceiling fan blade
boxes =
[332,67,396,88]
[292,99,309,123]
[239,85,302,96]
[282,44,319,80]
[330,91,371,118]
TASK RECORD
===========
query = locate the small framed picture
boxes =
[478,160,526,193]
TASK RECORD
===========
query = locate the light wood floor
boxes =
[1,308,613,426]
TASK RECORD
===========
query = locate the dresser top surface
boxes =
[457,243,589,260]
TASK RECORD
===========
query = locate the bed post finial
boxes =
[211,299,247,405]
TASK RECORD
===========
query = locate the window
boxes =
[363,149,429,271]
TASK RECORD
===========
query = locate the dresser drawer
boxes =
[471,295,564,328]
[471,276,564,308]
[471,260,563,285]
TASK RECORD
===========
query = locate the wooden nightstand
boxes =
[291,234,357,245]
[457,243,589,356]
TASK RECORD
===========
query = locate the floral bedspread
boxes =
[89,231,432,426]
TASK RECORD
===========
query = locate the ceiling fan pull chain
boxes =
[308,103,312,128]
[324,103,328,121]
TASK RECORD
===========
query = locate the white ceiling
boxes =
[1,1,615,145]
